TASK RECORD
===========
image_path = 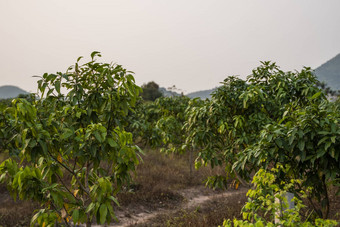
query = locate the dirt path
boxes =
[101,186,248,227]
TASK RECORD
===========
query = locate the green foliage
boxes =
[0,52,142,226]
[184,61,340,218]
[0,104,10,151]
[155,96,192,153]
[0,98,13,108]
[127,99,163,147]
[186,62,321,178]
[221,166,339,227]
[140,81,163,101]
[128,96,194,152]
[0,94,35,151]
[236,98,340,218]
[127,95,200,177]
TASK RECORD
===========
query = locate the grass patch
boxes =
[1,147,337,226]
[116,148,226,209]
[134,192,247,227]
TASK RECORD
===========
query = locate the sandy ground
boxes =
[89,186,248,227]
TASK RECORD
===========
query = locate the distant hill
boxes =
[0,85,29,99]
[314,53,340,91]
[159,87,181,97]
[159,87,217,99]
[186,88,217,99]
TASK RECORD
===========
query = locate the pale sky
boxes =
[1,1,340,94]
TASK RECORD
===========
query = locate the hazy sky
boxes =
[1,1,340,94]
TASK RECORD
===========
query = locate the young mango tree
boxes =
[155,96,191,153]
[0,102,10,152]
[128,95,202,177]
[155,96,200,176]
[0,94,34,152]
[128,95,193,152]
[185,62,323,189]
[184,76,250,188]
[0,52,142,226]
[127,99,163,147]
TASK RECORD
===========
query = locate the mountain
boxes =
[159,87,181,97]
[159,86,217,99]
[186,88,217,99]
[314,53,340,91]
[0,85,29,99]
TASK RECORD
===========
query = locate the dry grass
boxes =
[0,151,38,226]
[1,148,338,226]
[133,193,247,227]
[0,188,39,227]
[116,148,226,209]
[0,148,227,226]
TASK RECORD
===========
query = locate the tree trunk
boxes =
[233,170,251,187]
[322,177,330,219]
[189,149,193,179]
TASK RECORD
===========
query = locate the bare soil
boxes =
[108,186,247,227]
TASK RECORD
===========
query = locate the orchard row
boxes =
[0,53,339,226]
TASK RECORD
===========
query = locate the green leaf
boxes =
[310,91,321,100]
[99,203,107,224]
[62,128,73,139]
[318,131,330,135]
[331,136,336,143]
[93,131,102,143]
[72,209,79,223]
[325,142,332,151]
[106,203,117,221]
[0,173,6,183]
[289,134,295,145]
[317,149,326,158]
[109,196,120,206]
[107,138,118,148]
[318,137,329,146]
[91,51,101,59]
[86,203,95,213]
[51,191,63,208]
[274,138,283,148]
[30,210,42,226]
[55,80,61,94]
[330,148,336,159]
[298,140,305,151]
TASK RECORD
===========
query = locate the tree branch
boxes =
[47,149,89,195]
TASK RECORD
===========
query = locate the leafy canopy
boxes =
[185,62,339,218]
[0,52,142,226]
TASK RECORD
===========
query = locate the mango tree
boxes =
[127,99,163,147]
[0,52,142,226]
[128,96,193,152]
[185,62,323,188]
[155,96,191,153]
[155,96,199,176]
[128,95,201,176]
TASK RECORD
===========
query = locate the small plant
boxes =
[221,165,339,227]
